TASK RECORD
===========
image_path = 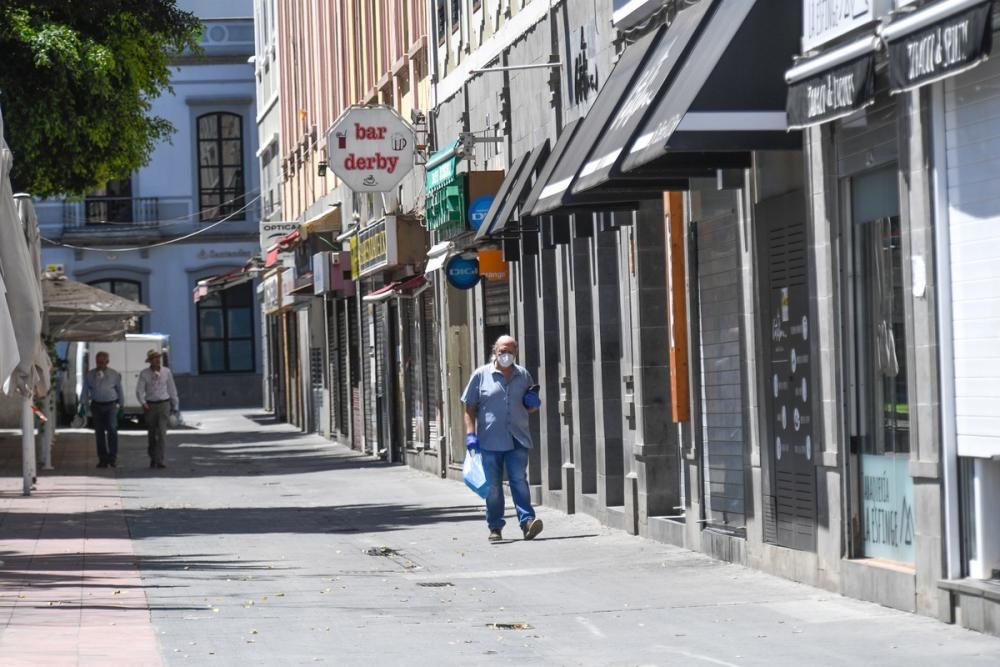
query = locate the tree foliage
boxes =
[0,0,201,196]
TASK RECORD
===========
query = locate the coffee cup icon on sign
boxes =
[336,132,347,149]
[391,133,407,151]
[363,174,378,187]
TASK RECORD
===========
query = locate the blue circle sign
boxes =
[446,254,480,290]
[467,195,494,231]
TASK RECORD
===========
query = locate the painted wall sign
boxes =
[445,254,480,290]
[802,0,890,52]
[327,106,415,192]
[885,0,993,94]
[862,454,915,563]
[467,195,494,231]
[786,52,876,129]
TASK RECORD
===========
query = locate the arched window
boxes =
[197,281,255,373]
[88,279,144,331]
[197,112,245,222]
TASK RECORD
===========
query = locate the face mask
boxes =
[497,352,515,368]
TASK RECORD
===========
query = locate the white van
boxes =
[65,333,171,423]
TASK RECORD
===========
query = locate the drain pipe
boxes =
[931,82,962,581]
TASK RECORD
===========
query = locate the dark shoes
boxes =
[522,518,543,540]
[488,529,503,542]
[150,461,166,469]
[108,460,117,468]
[96,461,108,469]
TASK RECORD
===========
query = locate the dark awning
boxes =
[475,140,551,240]
[529,27,663,216]
[883,0,993,94]
[521,118,581,216]
[572,0,715,194]
[621,0,801,175]
[785,35,879,131]
[473,150,531,241]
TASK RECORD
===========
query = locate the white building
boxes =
[38,0,262,407]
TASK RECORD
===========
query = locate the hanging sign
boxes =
[478,248,508,281]
[352,216,399,279]
[445,254,480,290]
[260,221,298,254]
[885,0,993,94]
[467,195,495,231]
[327,106,415,192]
[786,49,876,130]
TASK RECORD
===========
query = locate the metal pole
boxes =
[21,397,33,496]
[41,389,54,469]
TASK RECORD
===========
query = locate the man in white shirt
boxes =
[81,351,123,468]
[135,349,179,469]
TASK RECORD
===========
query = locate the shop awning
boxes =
[474,139,551,240]
[529,26,662,216]
[264,228,303,268]
[522,119,581,216]
[425,140,466,234]
[573,2,714,194]
[785,35,879,131]
[424,241,454,275]
[883,0,993,94]
[620,0,801,175]
[193,265,256,303]
[473,151,530,241]
[301,203,343,235]
[43,275,151,341]
[362,282,398,303]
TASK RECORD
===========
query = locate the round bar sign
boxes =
[327,106,416,192]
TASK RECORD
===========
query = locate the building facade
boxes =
[40,0,262,409]
[256,0,1000,637]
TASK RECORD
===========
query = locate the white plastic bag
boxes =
[463,450,489,498]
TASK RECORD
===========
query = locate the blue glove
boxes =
[465,433,480,452]
[523,389,541,410]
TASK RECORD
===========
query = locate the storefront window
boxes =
[850,166,914,564]
[197,281,255,374]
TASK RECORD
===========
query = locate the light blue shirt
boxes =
[82,368,123,404]
[461,363,534,451]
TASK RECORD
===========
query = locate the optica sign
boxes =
[327,106,416,193]
[445,254,480,290]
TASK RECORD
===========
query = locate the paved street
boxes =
[1,410,999,666]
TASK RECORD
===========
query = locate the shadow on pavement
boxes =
[0,428,393,482]
[0,503,484,541]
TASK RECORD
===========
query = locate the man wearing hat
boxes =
[136,349,179,469]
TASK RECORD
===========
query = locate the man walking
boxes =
[81,351,123,468]
[461,335,544,542]
[136,349,178,469]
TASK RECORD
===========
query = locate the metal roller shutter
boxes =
[423,291,440,448]
[944,54,1000,458]
[758,189,817,553]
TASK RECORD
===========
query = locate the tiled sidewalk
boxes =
[0,432,161,666]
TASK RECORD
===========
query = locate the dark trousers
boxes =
[146,401,171,465]
[91,402,119,464]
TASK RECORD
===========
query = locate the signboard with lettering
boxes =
[862,454,915,563]
[802,0,890,52]
[467,195,494,231]
[786,51,876,129]
[327,106,415,193]
[263,274,280,313]
[352,217,398,279]
[885,0,993,94]
[445,255,480,290]
[260,220,298,253]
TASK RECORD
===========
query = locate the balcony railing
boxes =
[63,196,161,229]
